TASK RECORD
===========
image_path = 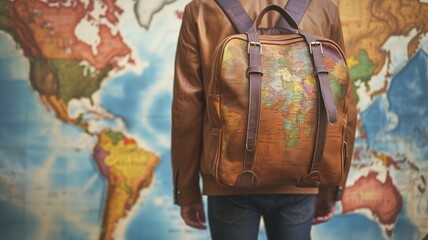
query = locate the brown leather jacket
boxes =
[171,0,357,206]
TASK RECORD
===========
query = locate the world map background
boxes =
[0,0,427,239]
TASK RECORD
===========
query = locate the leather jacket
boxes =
[171,0,357,206]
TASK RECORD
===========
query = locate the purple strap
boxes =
[215,0,310,33]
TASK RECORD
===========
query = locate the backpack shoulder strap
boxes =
[215,0,310,33]
[215,0,253,33]
[277,0,310,30]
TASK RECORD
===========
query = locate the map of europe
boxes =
[0,0,427,239]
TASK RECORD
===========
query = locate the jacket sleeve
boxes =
[319,4,358,201]
[171,4,204,206]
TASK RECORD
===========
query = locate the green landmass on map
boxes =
[0,2,22,53]
[0,2,9,30]
[329,75,347,105]
[53,59,110,102]
[349,50,377,84]
[106,129,123,145]
[29,58,111,102]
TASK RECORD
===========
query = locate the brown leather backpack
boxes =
[207,3,352,189]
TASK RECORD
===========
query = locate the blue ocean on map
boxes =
[0,34,106,239]
[362,50,428,159]
[336,49,428,240]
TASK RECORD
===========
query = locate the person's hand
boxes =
[313,196,336,225]
[180,201,207,230]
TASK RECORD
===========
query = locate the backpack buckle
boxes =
[248,41,262,55]
[309,41,324,55]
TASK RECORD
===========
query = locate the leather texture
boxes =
[171,0,357,206]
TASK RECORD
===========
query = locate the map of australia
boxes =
[342,171,403,237]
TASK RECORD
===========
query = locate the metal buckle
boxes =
[309,41,324,55]
[247,41,262,55]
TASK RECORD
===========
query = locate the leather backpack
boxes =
[207,1,352,189]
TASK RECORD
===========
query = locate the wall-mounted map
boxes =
[0,0,427,239]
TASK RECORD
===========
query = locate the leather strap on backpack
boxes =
[277,0,310,31]
[215,0,254,33]
[239,5,336,188]
[235,39,264,188]
[215,0,310,34]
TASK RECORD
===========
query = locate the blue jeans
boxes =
[208,194,316,240]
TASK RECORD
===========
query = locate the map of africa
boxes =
[0,0,427,240]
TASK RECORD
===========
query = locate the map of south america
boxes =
[94,130,158,240]
[0,1,166,239]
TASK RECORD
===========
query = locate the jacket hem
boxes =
[201,175,319,196]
